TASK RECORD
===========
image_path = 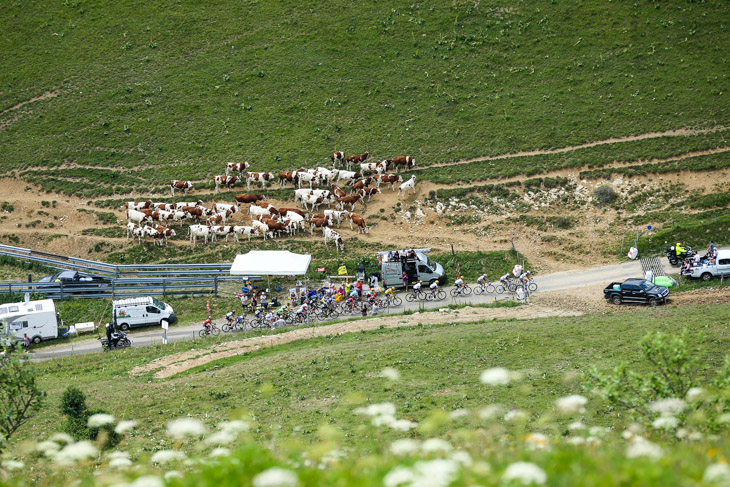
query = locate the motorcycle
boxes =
[99,330,132,351]
[666,246,697,267]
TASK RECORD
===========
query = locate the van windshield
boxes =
[426,256,437,271]
[152,297,165,309]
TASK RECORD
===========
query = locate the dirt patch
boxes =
[1,91,58,115]
[131,304,580,379]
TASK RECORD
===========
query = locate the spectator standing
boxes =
[23,333,30,353]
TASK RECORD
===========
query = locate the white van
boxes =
[0,298,61,344]
[113,296,176,331]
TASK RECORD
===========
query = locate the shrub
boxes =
[60,386,120,447]
[593,185,617,206]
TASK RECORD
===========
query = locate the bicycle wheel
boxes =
[473,285,484,295]
[528,282,538,292]
[496,285,505,294]
[507,282,517,292]
[437,289,446,300]
[222,324,231,333]
[198,329,207,338]
[462,284,472,295]
[449,288,459,297]
[329,309,340,319]
[485,283,496,293]
[211,327,221,336]
[391,296,402,306]
[405,292,417,302]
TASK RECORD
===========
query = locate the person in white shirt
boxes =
[477,273,487,285]
[454,276,464,288]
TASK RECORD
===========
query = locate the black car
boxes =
[603,278,670,306]
[37,270,111,294]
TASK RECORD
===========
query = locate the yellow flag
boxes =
[338,265,347,275]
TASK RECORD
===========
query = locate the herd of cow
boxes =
[125,152,418,251]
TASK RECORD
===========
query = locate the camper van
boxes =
[0,298,61,344]
[112,296,176,331]
[380,249,446,289]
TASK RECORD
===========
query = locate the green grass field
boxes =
[1,1,728,196]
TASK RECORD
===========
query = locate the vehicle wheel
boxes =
[611,295,622,305]
[32,336,42,344]
[474,286,483,295]
[669,258,678,266]
[211,327,220,336]
[463,284,472,296]
[198,329,207,338]
[648,297,657,307]
[119,323,130,332]
[121,338,131,348]
[528,282,538,292]
[405,292,416,302]
[449,288,458,297]
[701,273,712,281]
[486,283,496,293]
[392,296,402,306]
[496,285,505,294]
[437,289,446,300]
[222,324,231,333]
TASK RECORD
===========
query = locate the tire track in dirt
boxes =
[0,91,58,115]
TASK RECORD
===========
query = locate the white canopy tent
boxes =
[230,251,312,277]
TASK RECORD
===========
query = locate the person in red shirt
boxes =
[355,280,363,300]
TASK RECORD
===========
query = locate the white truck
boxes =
[379,249,446,289]
[0,298,61,344]
[113,296,176,331]
[688,250,730,281]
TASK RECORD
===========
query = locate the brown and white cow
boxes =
[210,225,236,242]
[279,207,306,218]
[213,175,239,193]
[351,177,374,193]
[323,226,344,251]
[336,195,360,212]
[335,170,362,184]
[374,173,403,191]
[232,225,258,242]
[278,170,296,187]
[330,151,345,167]
[246,172,275,190]
[170,180,193,197]
[387,156,416,172]
[349,213,369,234]
[361,187,381,202]
[123,200,153,211]
[308,216,330,235]
[235,193,266,205]
[346,151,369,171]
[152,225,176,245]
[331,184,347,198]
[226,162,250,177]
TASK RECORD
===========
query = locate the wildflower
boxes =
[109,457,133,469]
[115,420,138,434]
[652,416,679,430]
[380,367,401,381]
[649,398,686,416]
[568,422,586,431]
[390,439,421,456]
[54,441,99,466]
[205,430,237,445]
[211,447,231,457]
[130,476,164,487]
[449,409,469,419]
[372,414,396,427]
[478,404,503,421]
[355,402,396,418]
[675,428,688,440]
[566,437,586,446]
[718,413,730,425]
[36,440,60,456]
[107,451,130,460]
[1,460,24,471]
[252,467,299,487]
[524,433,549,450]
[88,413,115,428]
[49,433,74,444]
[502,461,547,485]
[422,438,453,454]
[164,471,183,481]
[586,437,602,446]
[413,459,459,487]
[686,387,706,402]
[450,450,473,467]
[703,463,730,484]
[384,466,416,487]
[218,420,250,435]
[480,367,511,386]
[151,450,186,464]
[589,426,609,437]
[688,431,703,441]
[389,419,418,432]
[504,410,528,422]
[626,437,663,460]
[556,394,587,415]
[166,418,206,440]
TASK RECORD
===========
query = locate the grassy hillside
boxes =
[1,1,728,196]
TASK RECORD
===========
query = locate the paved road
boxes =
[30,258,652,361]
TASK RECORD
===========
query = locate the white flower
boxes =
[252,467,299,487]
[718,413,730,425]
[649,398,686,416]
[218,420,250,435]
[566,437,586,446]
[54,441,99,466]
[389,419,418,432]
[36,440,60,456]
[380,367,401,381]
[211,447,231,457]
[205,430,236,445]
[354,402,396,418]
[131,476,164,487]
[88,413,115,428]
[422,438,453,454]
[478,405,503,421]
[555,395,587,415]
[524,433,549,450]
[115,420,137,434]
[109,457,133,469]
[1,460,24,471]
[166,418,206,440]
[413,459,459,487]
[686,387,706,402]
[448,409,469,419]
[652,416,679,430]
[568,422,586,431]
[107,450,130,460]
[384,466,415,487]
[390,439,421,456]
[164,471,183,481]
[589,426,609,437]
[480,367,510,386]
[504,410,528,422]
[151,450,186,464]
[372,414,396,427]
[502,462,547,485]
[49,433,74,444]
[703,463,730,484]
[626,438,663,460]
[450,450,472,467]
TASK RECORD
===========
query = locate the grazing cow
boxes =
[336,195,359,212]
[294,188,315,206]
[351,177,374,193]
[359,161,380,175]
[296,171,319,188]
[330,151,345,167]
[246,172,275,190]
[279,207,306,218]
[282,213,306,234]
[181,206,204,221]
[346,151,369,171]
[210,225,236,242]
[316,167,337,185]
[331,184,347,198]
[152,203,176,211]
[336,170,362,184]
[131,225,152,244]
[323,209,349,227]
[215,203,237,214]
[226,162,250,177]
[126,222,140,240]
[123,200,153,211]
[278,170,297,187]
[157,209,178,223]
[232,225,258,242]
[323,226,344,252]
[235,193,266,205]
[127,209,149,225]
[170,180,193,197]
[207,214,224,226]
[388,156,416,172]
[174,200,204,211]
[374,173,403,191]
[301,192,335,212]
[350,213,369,234]
[308,216,330,235]
[189,224,211,245]
[249,205,272,221]
[362,187,381,202]
[262,219,287,238]
[251,220,271,240]
[213,175,239,193]
[152,225,176,245]
[398,175,417,199]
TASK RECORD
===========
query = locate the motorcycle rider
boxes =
[675,242,685,258]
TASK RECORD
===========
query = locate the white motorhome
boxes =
[112,296,176,331]
[0,298,61,344]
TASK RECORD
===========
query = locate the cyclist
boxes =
[519,270,531,287]
[477,273,488,289]
[429,280,439,298]
[499,273,510,287]
[264,311,274,326]
[412,280,423,298]
[225,309,236,326]
[296,302,308,318]
[202,317,212,333]
[454,275,464,290]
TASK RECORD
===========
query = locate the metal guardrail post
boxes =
[163,280,166,298]
[214,277,218,297]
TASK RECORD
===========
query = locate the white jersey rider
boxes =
[499,273,510,285]
[429,280,439,291]
[454,276,464,288]
[477,273,487,285]
[413,281,422,292]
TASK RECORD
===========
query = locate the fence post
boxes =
[214,277,218,297]
[620,236,625,256]
[163,280,166,298]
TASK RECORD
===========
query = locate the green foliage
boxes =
[579,149,730,180]
[518,215,575,231]
[59,386,119,447]
[635,211,730,255]
[0,353,45,448]
[593,185,617,206]
[431,250,524,281]
[1,202,14,212]
[684,191,730,210]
